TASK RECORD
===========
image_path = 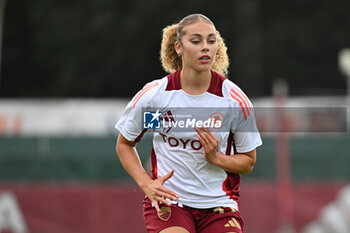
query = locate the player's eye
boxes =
[191,40,200,44]
[208,38,216,44]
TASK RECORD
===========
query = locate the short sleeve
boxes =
[115,100,145,142]
[229,91,262,153]
[233,107,262,153]
[115,80,160,142]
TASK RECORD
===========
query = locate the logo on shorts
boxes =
[224,217,241,229]
[143,110,161,129]
[157,206,171,221]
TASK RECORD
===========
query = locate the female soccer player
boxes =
[116,13,262,233]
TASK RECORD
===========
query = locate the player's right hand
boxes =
[141,169,179,212]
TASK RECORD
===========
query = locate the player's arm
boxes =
[195,127,256,174]
[116,133,179,211]
[213,149,256,174]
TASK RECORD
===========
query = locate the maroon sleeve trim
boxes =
[134,129,148,142]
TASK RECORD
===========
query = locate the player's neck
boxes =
[180,69,211,95]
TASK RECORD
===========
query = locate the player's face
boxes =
[177,20,218,73]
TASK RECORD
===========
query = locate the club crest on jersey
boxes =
[209,112,225,129]
[157,206,171,221]
[143,110,161,129]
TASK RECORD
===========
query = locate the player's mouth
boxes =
[199,55,211,63]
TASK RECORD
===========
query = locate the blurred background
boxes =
[0,0,350,233]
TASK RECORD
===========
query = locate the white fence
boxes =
[0,96,347,136]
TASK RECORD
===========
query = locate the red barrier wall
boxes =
[240,182,346,233]
[0,182,346,233]
[0,184,146,233]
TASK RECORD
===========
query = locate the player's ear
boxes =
[174,41,182,56]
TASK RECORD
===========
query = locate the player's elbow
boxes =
[240,150,256,174]
[240,160,255,174]
[240,166,254,174]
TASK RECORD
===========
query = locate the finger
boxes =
[196,128,217,153]
[196,131,203,141]
[157,188,179,201]
[201,127,210,133]
[198,131,210,145]
[153,196,172,207]
[195,127,206,138]
[197,127,210,137]
[159,197,172,206]
[152,200,160,212]
[195,127,207,136]
[198,133,212,150]
[196,133,206,148]
[199,133,217,153]
[206,130,218,142]
[198,128,217,146]
[159,169,175,182]
[206,133,217,146]
[195,127,209,132]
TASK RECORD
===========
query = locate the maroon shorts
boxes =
[143,198,244,233]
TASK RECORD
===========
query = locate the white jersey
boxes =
[116,70,262,210]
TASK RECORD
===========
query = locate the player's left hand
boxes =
[195,127,219,164]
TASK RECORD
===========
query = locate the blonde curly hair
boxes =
[160,14,229,76]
